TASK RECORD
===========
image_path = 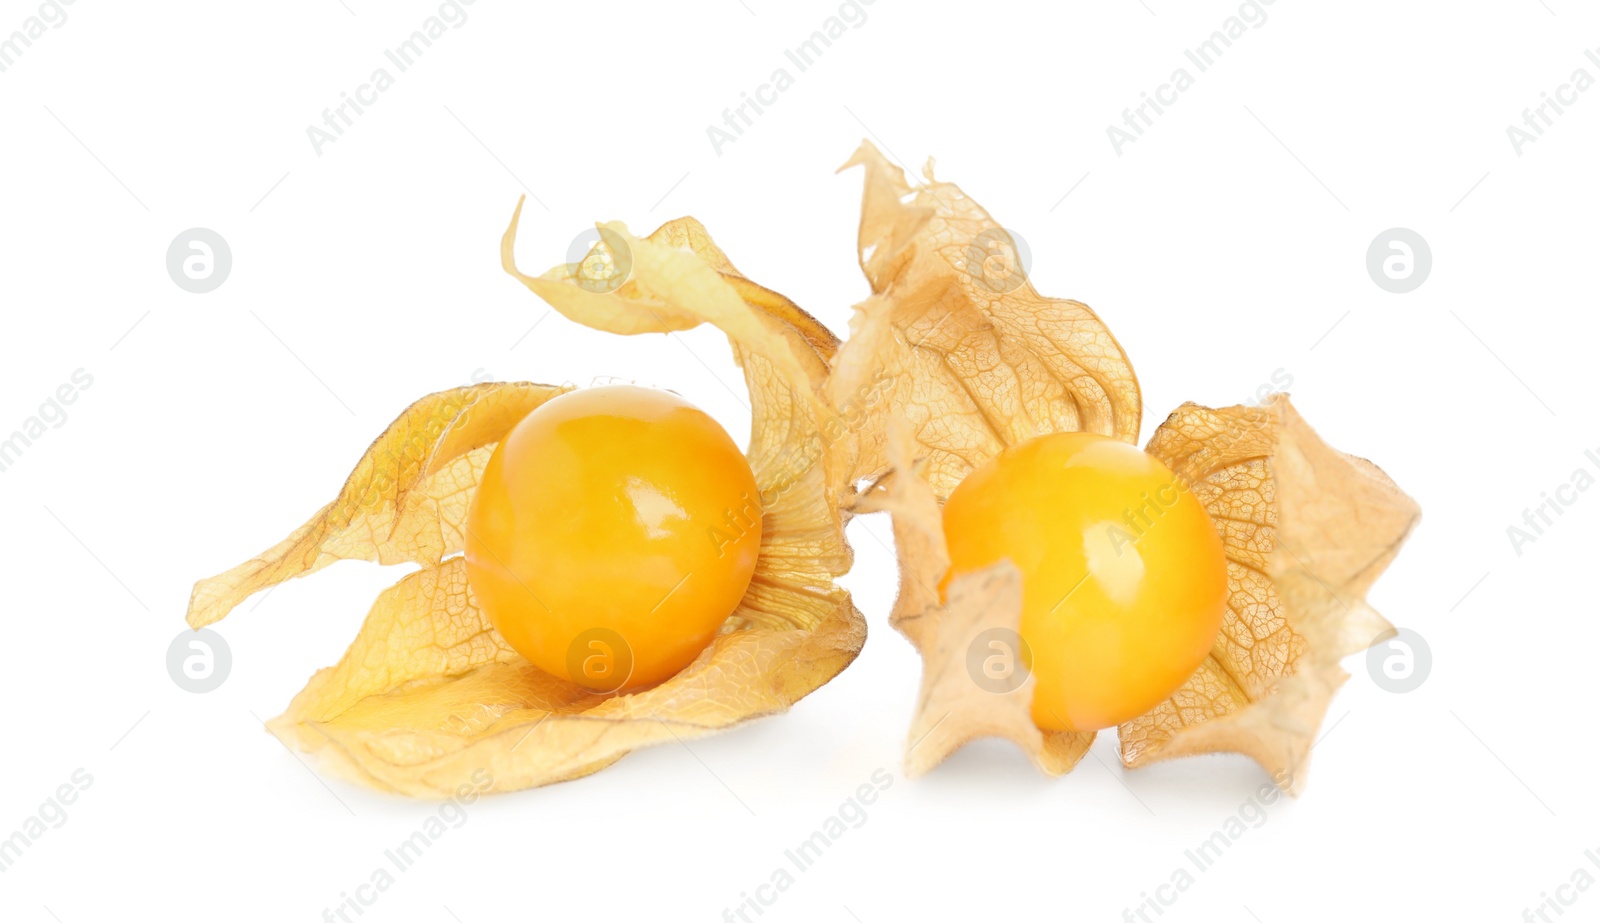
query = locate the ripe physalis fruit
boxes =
[465,385,763,692]
[941,432,1228,733]
[835,146,1418,793]
[184,203,865,797]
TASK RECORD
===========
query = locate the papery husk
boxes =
[826,142,1141,502]
[185,208,866,797]
[868,397,1418,793]
[855,419,1094,777]
[1119,395,1419,794]
[186,382,568,629]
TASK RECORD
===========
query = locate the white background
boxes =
[2,1,1596,921]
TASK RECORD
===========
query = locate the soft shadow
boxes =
[908,738,1062,794]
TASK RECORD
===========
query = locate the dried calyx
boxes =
[832,144,1418,793]
[186,206,865,797]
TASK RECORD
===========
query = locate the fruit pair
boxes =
[466,384,1226,733]
[186,142,1417,797]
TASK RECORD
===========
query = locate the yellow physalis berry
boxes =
[465,385,762,692]
[941,432,1228,732]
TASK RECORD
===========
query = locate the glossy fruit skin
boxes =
[941,432,1228,732]
[465,386,762,691]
